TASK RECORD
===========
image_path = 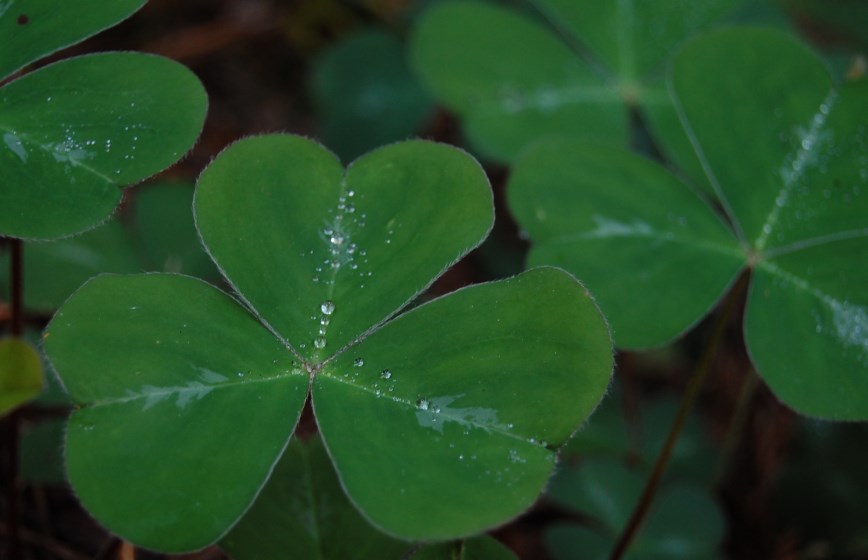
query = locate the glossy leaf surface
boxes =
[0,338,43,415]
[195,135,493,362]
[315,268,612,539]
[46,134,614,549]
[0,0,144,79]
[44,274,309,551]
[312,29,434,162]
[511,29,868,419]
[410,0,740,169]
[221,435,410,560]
[509,138,744,348]
[0,53,207,240]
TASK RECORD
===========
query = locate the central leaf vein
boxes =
[755,89,839,251]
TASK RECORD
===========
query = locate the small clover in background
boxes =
[45,134,614,553]
[409,0,748,188]
[509,27,868,420]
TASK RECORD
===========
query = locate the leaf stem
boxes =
[608,273,746,560]
[715,369,760,484]
[5,238,23,559]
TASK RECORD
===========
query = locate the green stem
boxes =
[609,274,745,560]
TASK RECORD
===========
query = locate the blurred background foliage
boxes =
[1,0,866,558]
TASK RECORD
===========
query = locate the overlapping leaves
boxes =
[45,135,613,551]
[0,0,206,240]
[410,0,742,178]
[508,28,868,419]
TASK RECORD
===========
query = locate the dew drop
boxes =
[321,301,335,315]
[354,357,365,367]
[381,369,391,379]
[314,337,326,349]
[416,398,430,411]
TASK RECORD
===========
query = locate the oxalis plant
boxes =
[508,26,867,557]
[509,27,868,419]
[0,0,206,409]
[43,134,614,554]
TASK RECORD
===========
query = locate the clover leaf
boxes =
[220,434,411,560]
[44,134,614,552]
[410,0,742,180]
[0,0,207,240]
[508,28,868,419]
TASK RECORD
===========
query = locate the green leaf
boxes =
[671,28,868,419]
[0,0,145,80]
[531,0,742,81]
[132,181,219,279]
[0,337,43,415]
[0,219,140,312]
[0,52,207,240]
[220,435,410,560]
[410,0,741,173]
[508,137,744,349]
[512,28,868,419]
[46,134,614,549]
[414,535,518,560]
[194,135,494,363]
[312,29,434,162]
[315,267,613,539]
[411,1,623,162]
[44,274,309,551]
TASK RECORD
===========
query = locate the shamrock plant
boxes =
[508,28,868,420]
[0,0,207,240]
[410,0,744,180]
[44,134,614,552]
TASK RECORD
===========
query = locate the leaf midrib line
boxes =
[318,373,546,447]
[0,122,118,185]
[757,261,868,354]
[754,89,839,251]
[616,0,636,82]
[543,228,745,258]
[761,228,868,260]
[82,371,302,409]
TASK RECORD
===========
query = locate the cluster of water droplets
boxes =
[338,357,398,398]
[2,101,148,181]
[308,188,377,289]
[312,299,335,350]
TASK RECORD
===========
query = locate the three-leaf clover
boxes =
[45,134,613,551]
[0,0,207,240]
[508,28,868,419]
[410,0,743,178]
